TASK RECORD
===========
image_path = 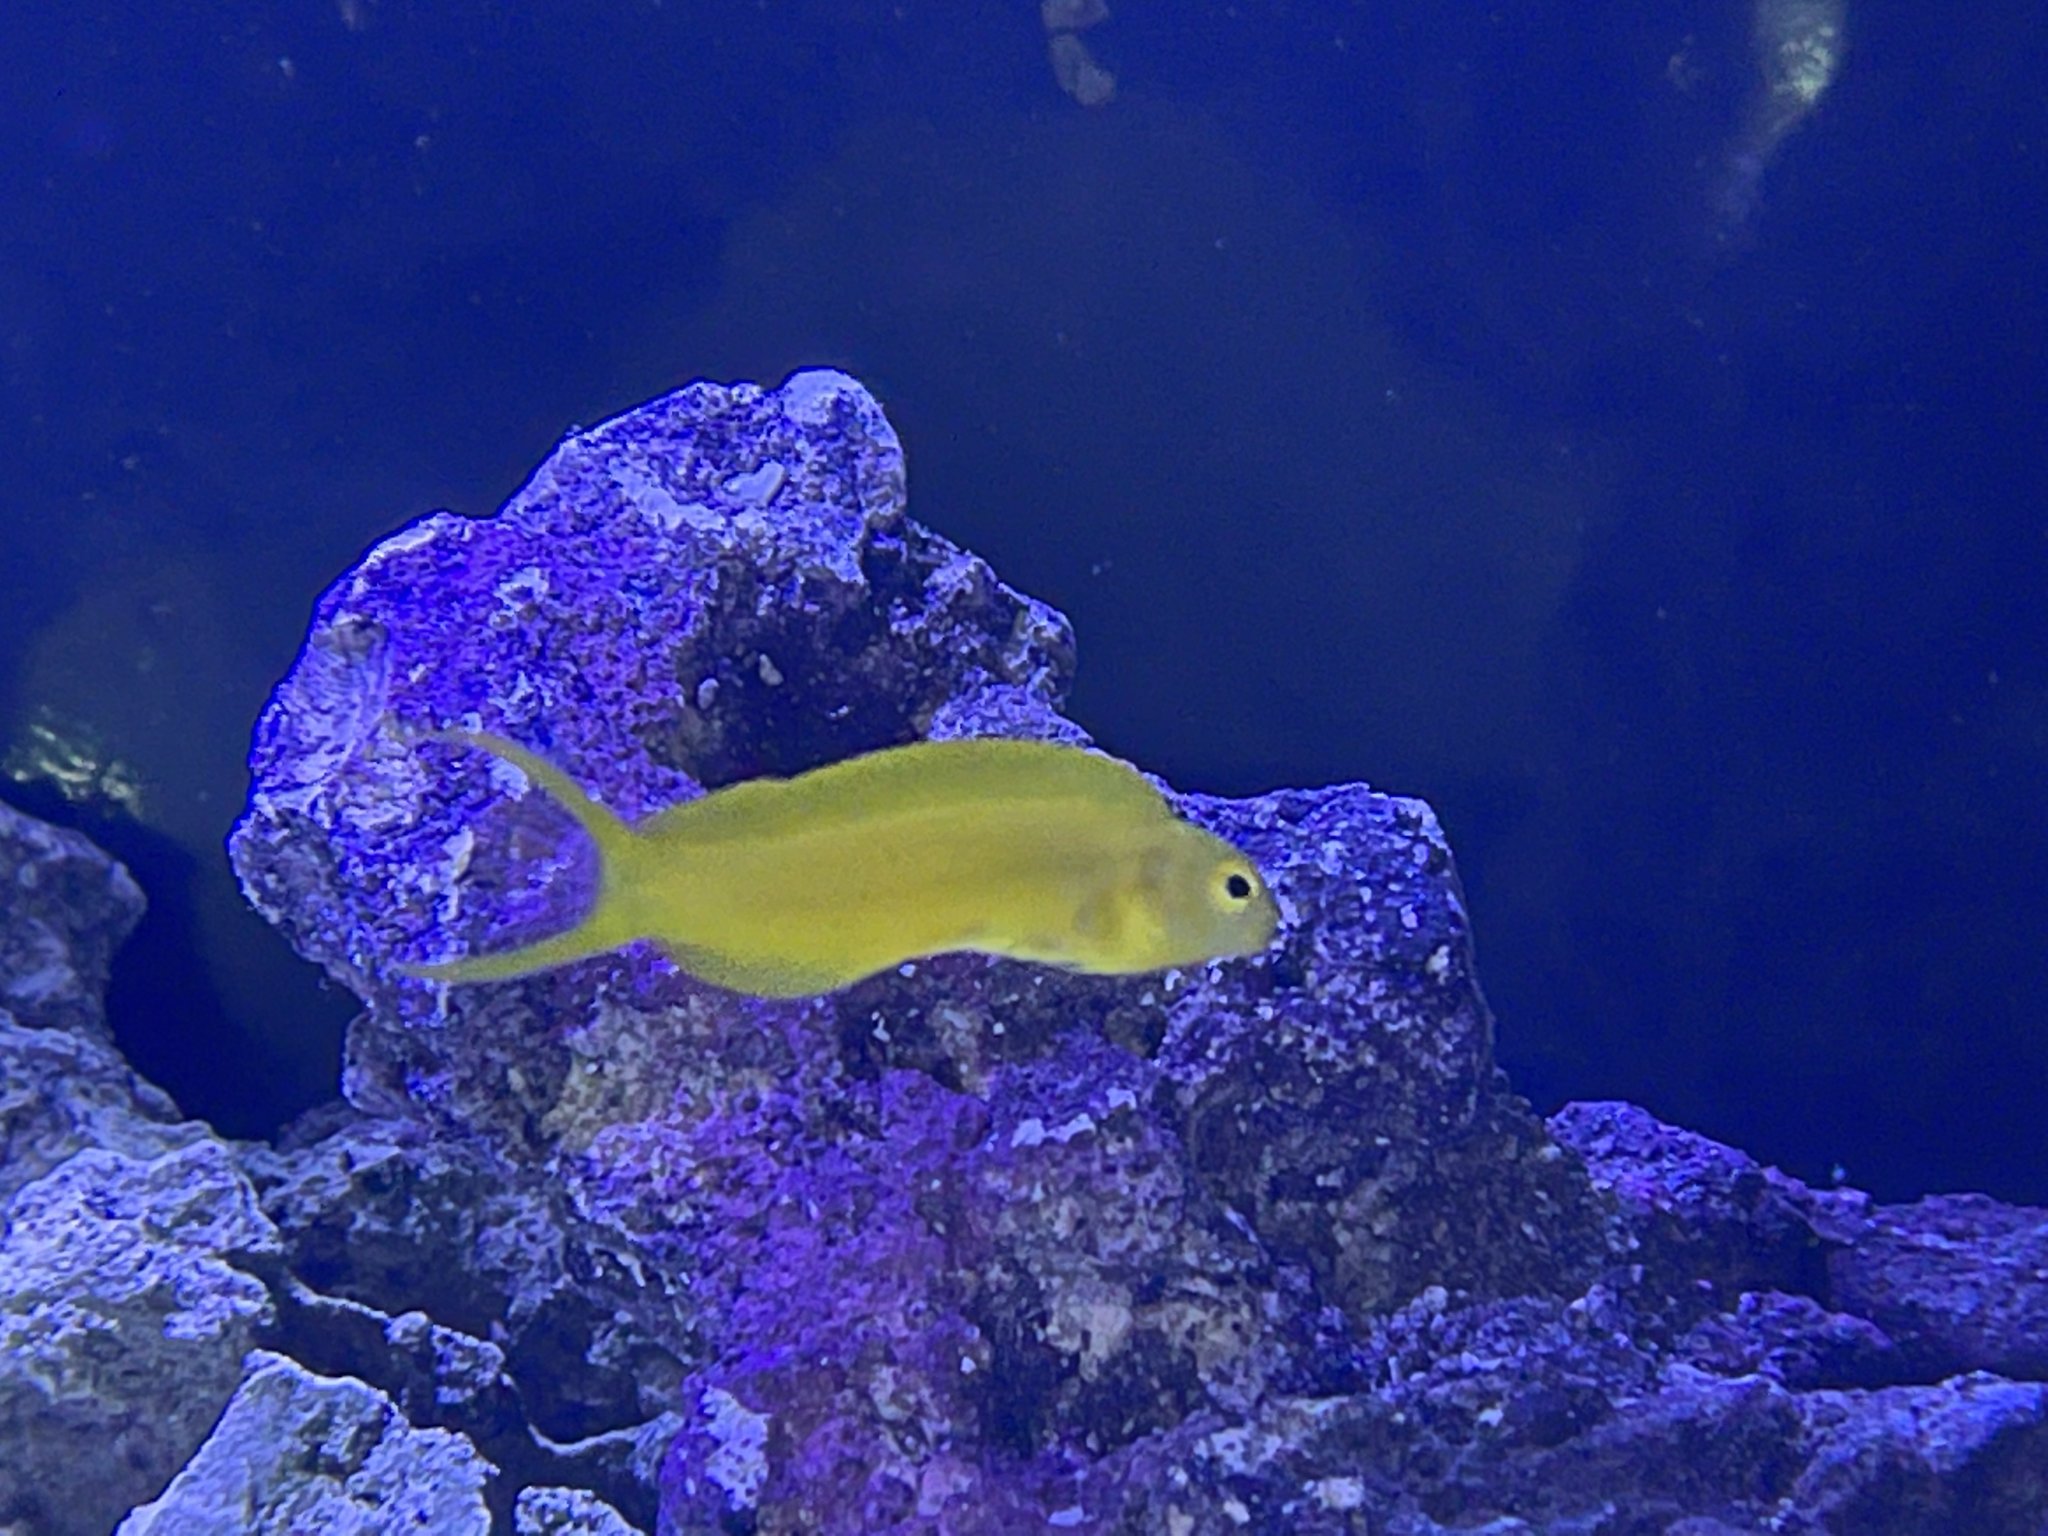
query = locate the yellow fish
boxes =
[402,731,1279,997]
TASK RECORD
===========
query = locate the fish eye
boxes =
[1222,869,1254,902]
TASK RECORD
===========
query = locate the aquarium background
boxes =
[2,0,2040,1202]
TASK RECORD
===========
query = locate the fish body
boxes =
[402,731,1278,996]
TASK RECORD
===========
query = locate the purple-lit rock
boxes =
[1830,1193,2048,1383]
[0,797,143,1042]
[9,370,2037,1529]
[225,368,1617,1523]
[229,368,1077,1150]
[0,1011,196,1206]
[116,1351,494,1534]
[0,1139,278,1536]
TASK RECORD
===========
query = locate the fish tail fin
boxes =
[438,729,633,854]
[397,914,630,985]
[400,728,646,986]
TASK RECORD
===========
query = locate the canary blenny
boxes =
[401,730,1279,996]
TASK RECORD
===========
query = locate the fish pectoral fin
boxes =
[657,941,861,999]
[1072,890,1118,943]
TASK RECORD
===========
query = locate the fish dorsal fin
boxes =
[636,737,1164,847]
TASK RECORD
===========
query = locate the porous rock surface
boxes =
[0,798,143,1043]
[115,1350,496,1535]
[2,371,2041,1532]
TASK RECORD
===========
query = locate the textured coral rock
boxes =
[0,796,143,1042]
[224,369,1609,1527]
[0,831,277,1533]
[515,1484,646,1535]
[230,368,1076,1148]
[6,370,2041,1530]
[221,371,2048,1531]
[1553,1098,2048,1388]
[0,1140,278,1536]
[115,1351,495,1534]
[241,1110,685,1521]
[1830,1193,2048,1383]
[0,1009,197,1206]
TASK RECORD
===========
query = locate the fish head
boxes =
[1134,823,1280,971]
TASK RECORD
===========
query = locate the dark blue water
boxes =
[4,0,2041,1201]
